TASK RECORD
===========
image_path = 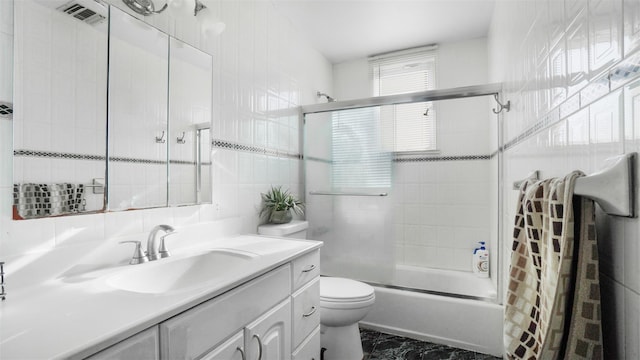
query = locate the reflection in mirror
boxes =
[196,126,211,204]
[168,38,212,206]
[12,0,108,219]
[108,6,169,211]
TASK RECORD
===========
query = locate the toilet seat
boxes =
[320,277,375,309]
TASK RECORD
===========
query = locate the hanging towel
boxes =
[504,171,603,360]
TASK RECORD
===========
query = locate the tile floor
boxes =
[360,328,502,360]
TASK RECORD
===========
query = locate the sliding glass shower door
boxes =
[303,90,501,301]
[305,107,395,284]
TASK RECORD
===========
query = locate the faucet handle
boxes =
[119,241,149,265]
[158,232,177,259]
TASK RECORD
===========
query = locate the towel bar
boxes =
[309,191,388,197]
[512,153,636,217]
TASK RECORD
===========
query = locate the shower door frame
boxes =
[300,83,506,304]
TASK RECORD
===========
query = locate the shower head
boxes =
[317,91,336,103]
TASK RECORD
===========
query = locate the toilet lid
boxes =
[320,277,375,302]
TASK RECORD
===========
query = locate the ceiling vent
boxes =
[57,0,107,25]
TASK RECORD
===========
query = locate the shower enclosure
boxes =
[302,84,503,303]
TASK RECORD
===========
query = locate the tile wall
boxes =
[489,0,640,357]
[0,0,332,287]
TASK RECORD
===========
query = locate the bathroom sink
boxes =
[105,249,258,294]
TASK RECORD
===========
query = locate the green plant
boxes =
[260,186,304,220]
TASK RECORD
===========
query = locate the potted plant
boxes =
[260,186,304,224]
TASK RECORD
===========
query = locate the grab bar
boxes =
[512,153,636,217]
[309,191,388,197]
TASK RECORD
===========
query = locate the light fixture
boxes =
[168,0,195,18]
[122,0,168,16]
[194,1,226,36]
[122,0,225,36]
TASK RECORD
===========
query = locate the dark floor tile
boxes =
[361,328,380,359]
[360,328,501,360]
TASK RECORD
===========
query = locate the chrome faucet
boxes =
[147,224,176,261]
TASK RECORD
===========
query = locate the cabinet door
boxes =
[86,326,159,360]
[245,299,291,360]
[201,331,245,360]
[160,265,290,359]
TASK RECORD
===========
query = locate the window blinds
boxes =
[370,47,437,152]
[331,108,391,188]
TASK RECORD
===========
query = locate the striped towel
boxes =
[504,171,603,359]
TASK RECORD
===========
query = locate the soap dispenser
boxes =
[472,242,489,278]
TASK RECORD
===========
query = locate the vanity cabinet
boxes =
[85,326,160,360]
[84,248,321,360]
[202,299,291,360]
[200,332,244,360]
[159,265,291,359]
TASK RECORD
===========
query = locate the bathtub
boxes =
[360,267,504,357]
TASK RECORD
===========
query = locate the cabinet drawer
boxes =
[159,264,291,360]
[86,326,159,360]
[292,277,320,348]
[292,326,320,360]
[292,250,320,291]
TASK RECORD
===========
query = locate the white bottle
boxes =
[473,242,489,278]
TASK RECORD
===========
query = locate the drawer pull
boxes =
[253,334,263,360]
[301,264,316,273]
[236,346,246,360]
[303,306,317,317]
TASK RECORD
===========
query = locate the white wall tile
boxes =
[1,0,332,291]
[491,0,639,355]
[625,288,640,359]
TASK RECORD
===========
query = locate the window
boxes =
[370,46,437,152]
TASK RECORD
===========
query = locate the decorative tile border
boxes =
[305,156,332,164]
[212,139,302,160]
[610,50,640,90]
[305,153,493,164]
[394,154,492,162]
[15,149,168,165]
[108,156,166,165]
[14,149,105,161]
[168,160,212,166]
[0,102,13,119]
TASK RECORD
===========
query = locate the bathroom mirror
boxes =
[108,6,169,211]
[10,1,213,217]
[12,0,109,219]
[168,37,212,206]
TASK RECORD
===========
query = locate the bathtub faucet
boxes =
[147,224,177,261]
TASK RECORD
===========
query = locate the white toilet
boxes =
[257,220,375,360]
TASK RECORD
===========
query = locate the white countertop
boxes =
[0,235,322,359]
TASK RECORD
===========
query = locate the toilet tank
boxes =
[257,220,308,239]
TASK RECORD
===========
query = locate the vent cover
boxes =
[57,0,106,25]
[0,102,13,119]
